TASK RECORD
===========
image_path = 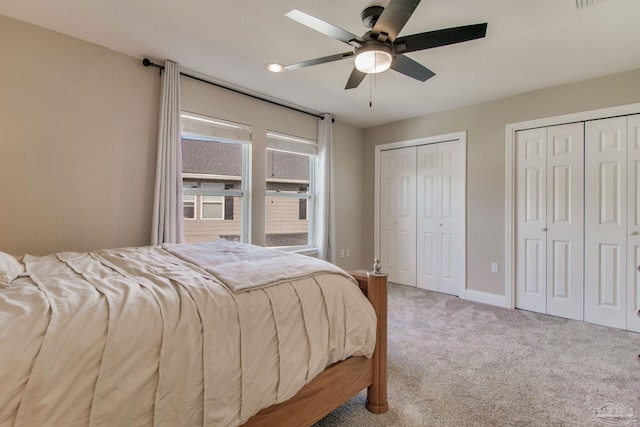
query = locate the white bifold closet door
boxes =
[627,115,640,332]
[416,141,465,295]
[515,123,584,320]
[380,147,417,286]
[585,115,640,331]
[380,140,465,295]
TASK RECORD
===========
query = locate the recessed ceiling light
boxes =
[266,63,285,73]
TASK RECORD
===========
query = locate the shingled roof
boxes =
[182,139,241,176]
[182,138,309,181]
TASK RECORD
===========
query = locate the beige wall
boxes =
[0,15,159,255]
[0,15,366,270]
[333,121,364,271]
[363,68,640,296]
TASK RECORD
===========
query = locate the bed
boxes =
[0,239,387,426]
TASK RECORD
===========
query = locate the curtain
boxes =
[150,60,184,245]
[315,113,336,263]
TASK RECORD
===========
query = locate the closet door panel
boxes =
[546,123,584,320]
[627,114,640,332]
[436,140,464,296]
[515,128,547,313]
[417,144,438,290]
[396,147,417,286]
[585,117,627,329]
[380,150,398,283]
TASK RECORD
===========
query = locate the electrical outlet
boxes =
[340,249,345,258]
[491,262,499,274]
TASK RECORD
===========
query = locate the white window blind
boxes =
[181,112,251,144]
[266,131,317,156]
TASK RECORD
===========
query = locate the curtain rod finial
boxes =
[142,58,153,67]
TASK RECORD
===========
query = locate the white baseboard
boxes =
[464,289,509,308]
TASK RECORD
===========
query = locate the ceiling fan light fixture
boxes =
[354,44,393,74]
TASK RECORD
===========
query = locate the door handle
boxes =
[630,231,639,236]
[540,227,547,232]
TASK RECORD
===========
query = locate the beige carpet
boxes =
[315,284,640,426]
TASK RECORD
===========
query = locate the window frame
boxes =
[200,195,225,221]
[181,112,252,243]
[183,194,197,220]
[265,131,316,251]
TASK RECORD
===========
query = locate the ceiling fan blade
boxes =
[394,23,488,54]
[286,9,361,46]
[285,52,354,70]
[345,68,367,89]
[371,0,421,43]
[390,54,435,82]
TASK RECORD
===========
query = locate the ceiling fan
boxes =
[279,0,488,89]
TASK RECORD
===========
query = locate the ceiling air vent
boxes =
[574,0,607,9]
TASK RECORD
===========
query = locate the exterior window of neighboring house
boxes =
[181,112,252,243]
[298,187,308,221]
[183,194,196,220]
[201,195,224,220]
[265,131,316,249]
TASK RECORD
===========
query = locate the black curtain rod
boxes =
[142,58,333,122]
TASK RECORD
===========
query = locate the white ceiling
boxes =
[2,0,640,128]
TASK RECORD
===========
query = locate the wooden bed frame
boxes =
[243,270,388,426]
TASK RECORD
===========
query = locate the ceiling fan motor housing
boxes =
[361,5,384,28]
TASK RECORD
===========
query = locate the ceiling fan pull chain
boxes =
[369,73,373,108]
[369,55,376,108]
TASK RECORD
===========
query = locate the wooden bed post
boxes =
[364,266,389,414]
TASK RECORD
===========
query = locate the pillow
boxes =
[0,251,23,289]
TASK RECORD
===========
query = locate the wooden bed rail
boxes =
[243,269,388,426]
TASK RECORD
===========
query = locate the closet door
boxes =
[396,147,417,286]
[627,114,640,332]
[416,144,438,291]
[545,124,584,320]
[416,141,465,296]
[380,147,417,286]
[585,117,628,329]
[515,128,548,313]
[380,150,399,283]
[515,123,583,319]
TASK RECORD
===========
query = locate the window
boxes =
[183,194,196,220]
[201,195,224,220]
[181,112,251,243]
[265,131,316,249]
[298,187,308,220]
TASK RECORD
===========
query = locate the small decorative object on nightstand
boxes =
[373,258,381,274]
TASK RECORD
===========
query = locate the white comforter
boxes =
[0,241,376,427]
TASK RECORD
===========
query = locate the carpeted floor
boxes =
[315,284,640,426]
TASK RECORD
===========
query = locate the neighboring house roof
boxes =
[183,138,309,181]
[266,148,309,181]
[183,139,242,177]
